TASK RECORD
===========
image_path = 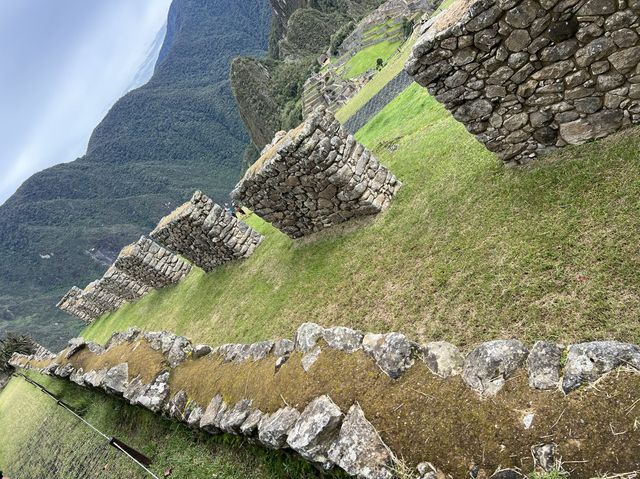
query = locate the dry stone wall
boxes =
[56,287,101,323]
[82,280,124,312]
[99,265,151,301]
[11,323,640,478]
[149,191,263,272]
[406,0,640,164]
[232,107,402,238]
[113,236,192,289]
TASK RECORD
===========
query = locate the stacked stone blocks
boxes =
[150,191,263,272]
[56,287,101,323]
[113,236,192,289]
[99,265,151,301]
[406,0,640,164]
[232,107,402,238]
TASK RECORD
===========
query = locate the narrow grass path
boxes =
[85,84,640,350]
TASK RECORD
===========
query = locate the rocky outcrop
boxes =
[406,0,640,164]
[113,236,191,289]
[232,107,401,238]
[149,191,263,272]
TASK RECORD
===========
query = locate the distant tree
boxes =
[376,58,384,69]
[0,333,36,373]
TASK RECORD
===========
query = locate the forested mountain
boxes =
[0,0,271,349]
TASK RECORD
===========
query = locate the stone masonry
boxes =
[82,280,124,313]
[149,191,263,272]
[56,287,99,323]
[406,0,640,164]
[231,107,402,238]
[10,324,640,478]
[99,265,151,302]
[113,236,192,289]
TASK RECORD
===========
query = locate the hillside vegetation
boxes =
[0,0,272,349]
[86,84,640,349]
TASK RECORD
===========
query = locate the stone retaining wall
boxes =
[232,107,402,238]
[56,287,100,323]
[149,191,263,272]
[113,236,192,289]
[98,265,151,301]
[82,280,124,313]
[11,323,640,478]
[406,0,640,164]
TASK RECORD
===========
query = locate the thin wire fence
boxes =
[4,374,157,479]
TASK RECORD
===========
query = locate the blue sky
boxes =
[0,0,172,204]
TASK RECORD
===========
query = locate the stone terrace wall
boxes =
[82,280,124,313]
[232,107,402,238]
[11,323,640,478]
[406,0,640,164]
[56,287,99,323]
[113,236,192,289]
[99,265,151,302]
[149,191,263,272]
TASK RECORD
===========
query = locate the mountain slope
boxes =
[0,0,272,349]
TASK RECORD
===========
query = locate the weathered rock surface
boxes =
[528,341,563,390]
[287,395,344,469]
[328,403,395,479]
[463,340,529,395]
[322,326,364,353]
[258,406,301,449]
[421,341,464,378]
[363,332,417,379]
[562,341,640,392]
[296,322,325,353]
[103,363,129,394]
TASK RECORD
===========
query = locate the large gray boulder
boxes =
[463,340,529,395]
[528,341,563,390]
[258,406,301,449]
[562,341,640,393]
[295,323,325,352]
[65,337,86,359]
[421,341,464,378]
[167,336,192,367]
[249,341,274,361]
[301,345,322,372]
[136,371,170,412]
[220,399,253,433]
[327,403,395,479]
[273,339,295,357]
[322,327,364,353]
[167,390,189,420]
[200,395,225,433]
[362,332,417,379]
[103,363,129,395]
[240,409,264,436]
[287,395,344,469]
[83,368,107,388]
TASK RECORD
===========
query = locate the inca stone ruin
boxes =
[149,191,263,272]
[56,287,100,323]
[99,265,151,301]
[113,236,192,289]
[406,0,640,164]
[10,323,640,478]
[232,107,402,238]
[82,280,124,313]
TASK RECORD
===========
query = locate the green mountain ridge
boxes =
[0,0,272,350]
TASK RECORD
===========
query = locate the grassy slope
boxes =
[335,34,415,122]
[84,84,640,349]
[340,40,402,78]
